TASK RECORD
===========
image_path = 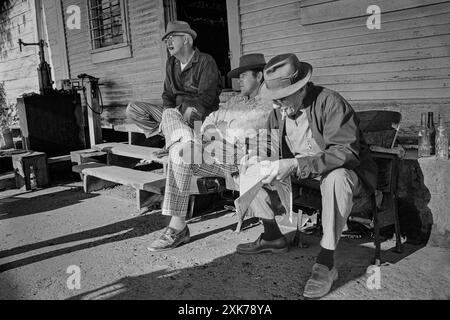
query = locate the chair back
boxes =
[357,110,402,148]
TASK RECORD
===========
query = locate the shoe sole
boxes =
[236,246,289,255]
[147,236,190,252]
[302,270,338,299]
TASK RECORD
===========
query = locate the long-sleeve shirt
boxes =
[162,48,222,119]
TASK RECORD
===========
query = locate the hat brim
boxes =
[161,30,197,41]
[227,64,266,78]
[260,63,312,100]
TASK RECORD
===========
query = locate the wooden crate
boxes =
[12,151,49,190]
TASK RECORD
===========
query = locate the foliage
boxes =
[0,81,18,130]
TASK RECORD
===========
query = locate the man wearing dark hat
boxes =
[147,53,273,252]
[126,20,222,138]
[237,53,378,299]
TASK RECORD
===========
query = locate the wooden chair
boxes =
[292,110,403,265]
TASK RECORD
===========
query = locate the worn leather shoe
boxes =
[303,263,338,299]
[236,234,289,254]
[147,226,190,252]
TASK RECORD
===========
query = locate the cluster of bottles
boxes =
[418,112,449,159]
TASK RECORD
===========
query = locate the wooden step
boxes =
[72,162,108,174]
[93,142,168,164]
[0,171,15,190]
[82,165,166,194]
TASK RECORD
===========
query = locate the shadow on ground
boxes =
[0,211,170,272]
[67,229,424,300]
[0,187,99,221]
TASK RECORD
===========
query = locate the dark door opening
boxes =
[175,0,231,89]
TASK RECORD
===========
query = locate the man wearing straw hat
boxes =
[238,53,378,298]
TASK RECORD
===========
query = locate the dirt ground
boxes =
[1,177,449,300]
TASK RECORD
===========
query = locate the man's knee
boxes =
[320,168,357,195]
[126,101,144,120]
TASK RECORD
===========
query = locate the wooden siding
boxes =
[0,0,40,105]
[44,0,167,126]
[238,0,450,137]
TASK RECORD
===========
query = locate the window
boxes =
[87,0,131,63]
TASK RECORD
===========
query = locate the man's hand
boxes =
[239,152,260,175]
[260,158,298,184]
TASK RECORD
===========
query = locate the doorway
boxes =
[173,0,232,89]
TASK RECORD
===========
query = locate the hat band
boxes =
[265,70,300,90]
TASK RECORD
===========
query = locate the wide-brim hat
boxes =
[162,20,197,41]
[260,53,312,100]
[227,53,266,78]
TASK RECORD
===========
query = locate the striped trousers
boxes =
[125,101,165,138]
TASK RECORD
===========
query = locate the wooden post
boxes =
[83,79,103,147]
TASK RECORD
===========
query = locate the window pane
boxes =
[89,0,124,49]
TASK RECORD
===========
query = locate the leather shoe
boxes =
[148,226,190,252]
[303,263,338,298]
[236,234,289,254]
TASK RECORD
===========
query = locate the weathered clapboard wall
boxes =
[239,0,450,138]
[44,0,168,126]
[0,0,40,105]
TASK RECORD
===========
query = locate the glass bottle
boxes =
[436,114,449,160]
[418,113,431,157]
[427,112,436,155]
[29,165,37,190]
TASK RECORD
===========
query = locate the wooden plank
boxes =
[245,22,450,55]
[311,56,450,76]
[243,11,450,46]
[240,0,299,14]
[242,1,450,37]
[300,0,449,25]
[47,155,72,164]
[82,166,166,193]
[93,142,168,164]
[0,172,15,190]
[72,162,108,174]
[340,88,450,100]
[241,3,300,29]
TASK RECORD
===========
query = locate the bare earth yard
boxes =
[1,179,449,300]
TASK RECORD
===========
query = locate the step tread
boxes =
[93,143,168,164]
[82,165,166,193]
[72,162,108,173]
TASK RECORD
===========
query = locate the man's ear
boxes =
[257,71,263,82]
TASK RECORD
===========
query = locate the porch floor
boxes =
[0,176,449,300]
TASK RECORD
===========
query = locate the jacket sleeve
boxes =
[294,94,361,179]
[162,59,176,108]
[180,56,221,115]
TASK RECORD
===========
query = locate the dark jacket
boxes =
[267,84,378,194]
[162,48,222,119]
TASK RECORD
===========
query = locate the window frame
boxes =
[87,0,132,63]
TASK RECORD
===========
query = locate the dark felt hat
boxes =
[260,53,313,100]
[227,53,266,78]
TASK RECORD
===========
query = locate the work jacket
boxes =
[266,83,378,195]
[162,48,222,119]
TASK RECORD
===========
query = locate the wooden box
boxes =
[12,151,49,190]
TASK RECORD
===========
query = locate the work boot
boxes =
[303,263,338,299]
[236,234,289,254]
[147,226,190,252]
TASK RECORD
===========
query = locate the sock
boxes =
[261,219,283,241]
[168,216,186,232]
[316,247,334,270]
